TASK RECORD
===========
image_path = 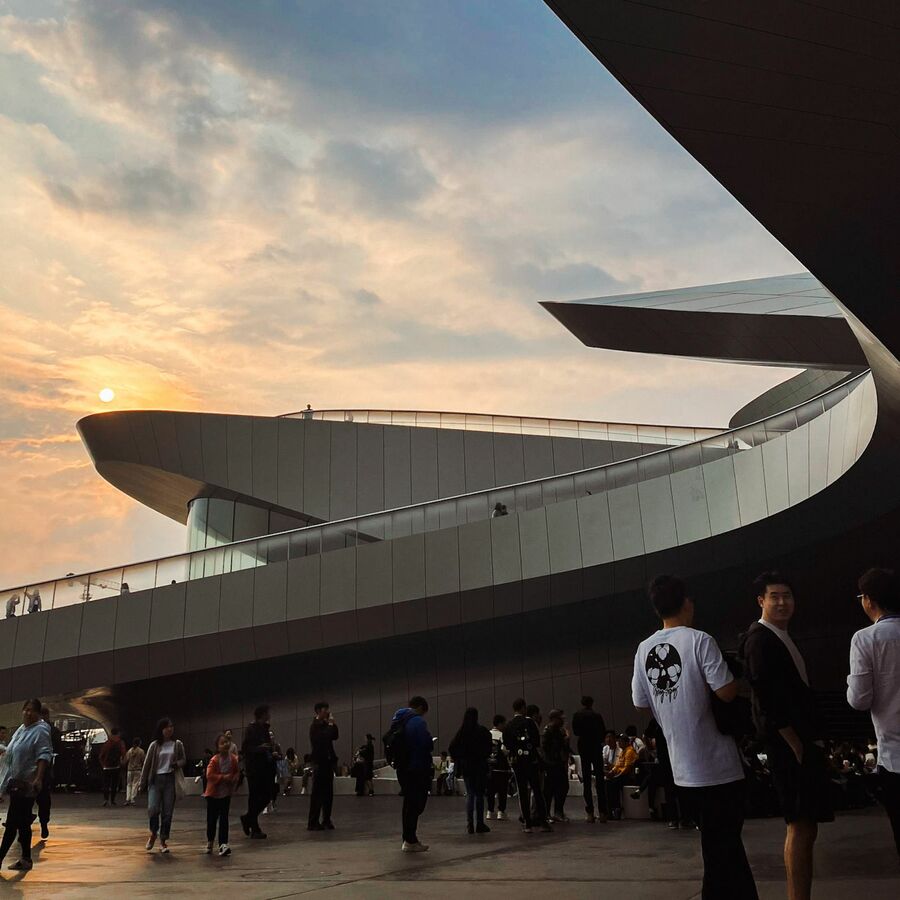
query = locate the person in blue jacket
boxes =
[390,696,433,852]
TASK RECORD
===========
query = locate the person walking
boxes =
[204,733,240,856]
[572,695,607,823]
[503,698,552,834]
[139,717,187,854]
[240,705,274,839]
[847,567,900,858]
[387,696,433,851]
[741,572,832,900]
[542,709,572,822]
[633,574,757,900]
[125,738,145,806]
[100,727,127,807]
[308,702,338,831]
[448,707,492,834]
[0,699,52,871]
[33,706,60,840]
[485,714,510,820]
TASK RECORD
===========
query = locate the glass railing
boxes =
[1,371,870,615]
[280,408,723,445]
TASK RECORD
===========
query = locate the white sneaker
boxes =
[218,843,231,856]
[496,811,506,821]
[485,811,493,820]
[401,840,429,852]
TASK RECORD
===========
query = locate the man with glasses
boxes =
[741,572,833,900]
[847,568,900,858]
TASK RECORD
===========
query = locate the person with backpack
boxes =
[100,727,126,807]
[485,714,509,820]
[448,707,493,835]
[503,699,552,834]
[385,696,433,852]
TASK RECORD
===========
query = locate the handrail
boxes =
[1,370,870,609]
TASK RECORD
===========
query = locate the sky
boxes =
[0,0,802,588]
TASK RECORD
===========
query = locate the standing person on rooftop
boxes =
[741,572,833,900]
[0,698,52,871]
[847,567,900,858]
[633,574,757,900]
[139,717,186,854]
[308,702,338,831]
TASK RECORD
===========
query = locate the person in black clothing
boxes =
[448,707,492,834]
[542,709,572,822]
[485,714,509,820]
[741,572,833,900]
[571,695,607,823]
[33,706,61,840]
[240,704,275,839]
[354,734,375,797]
[308,702,338,830]
[503,698,551,834]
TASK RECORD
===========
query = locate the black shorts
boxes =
[767,741,834,824]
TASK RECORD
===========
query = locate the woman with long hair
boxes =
[448,707,492,834]
[139,717,186,853]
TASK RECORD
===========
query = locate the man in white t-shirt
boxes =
[632,574,757,900]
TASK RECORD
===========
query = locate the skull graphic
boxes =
[645,642,683,701]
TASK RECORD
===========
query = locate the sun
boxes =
[98,388,115,403]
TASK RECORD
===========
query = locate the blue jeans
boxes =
[464,771,487,824]
[148,772,176,839]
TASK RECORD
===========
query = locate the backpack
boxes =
[105,740,122,768]
[504,717,535,763]
[383,715,411,770]
[712,649,755,740]
[489,734,509,771]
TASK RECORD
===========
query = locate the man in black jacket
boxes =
[240,705,275,839]
[741,572,833,900]
[572,696,607,823]
[308,702,339,831]
[503,698,551,834]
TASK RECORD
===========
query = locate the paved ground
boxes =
[0,794,895,898]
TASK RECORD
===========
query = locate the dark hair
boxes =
[512,698,526,713]
[753,570,795,598]
[625,724,637,737]
[215,732,229,749]
[40,706,49,718]
[286,747,296,758]
[605,730,616,738]
[154,717,174,742]
[493,714,506,728]
[526,704,540,719]
[132,737,141,747]
[581,696,593,708]
[254,704,270,720]
[648,574,687,618]
[22,698,41,714]
[314,701,330,713]
[408,696,429,713]
[859,568,900,613]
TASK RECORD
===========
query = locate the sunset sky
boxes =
[0,0,801,588]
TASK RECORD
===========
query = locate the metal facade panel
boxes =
[276,419,304,513]
[200,415,228,488]
[78,596,118,656]
[551,436,584,475]
[183,576,221,638]
[786,424,811,505]
[734,449,769,525]
[576,492,614,567]
[425,528,460,597]
[523,434,554,481]
[219,568,255,632]
[463,430,495,493]
[252,561,287,626]
[702,456,741,536]
[518,508,551,580]
[251,417,279,504]
[303,421,332,520]
[225,415,253,497]
[356,540,393,610]
[392,534,426,603]
[11,612,47,667]
[410,427,439,504]
[356,424,385,516]
[43,604,83,662]
[458,519,493,592]
[286,555,321,620]
[490,514,522,586]
[670,465,712,545]
[493,433,525,487]
[148,583,186,644]
[637,475,678,553]
[762,439,790,516]
[174,413,204,481]
[437,429,466,498]
[329,422,358,520]
[546,499,583,574]
[383,426,412,511]
[608,484,645,560]
[321,546,357,616]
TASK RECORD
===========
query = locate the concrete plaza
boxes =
[0,793,896,898]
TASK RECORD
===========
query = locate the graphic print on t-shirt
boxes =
[645,643,683,701]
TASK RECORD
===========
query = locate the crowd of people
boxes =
[0,566,895,899]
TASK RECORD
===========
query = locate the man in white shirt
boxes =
[847,567,900,858]
[633,574,757,900]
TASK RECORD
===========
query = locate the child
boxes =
[204,733,240,856]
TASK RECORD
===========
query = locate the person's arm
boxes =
[205,756,223,787]
[744,630,795,731]
[714,680,739,703]
[632,650,651,711]
[31,727,53,790]
[139,742,153,792]
[699,633,736,701]
[847,633,874,711]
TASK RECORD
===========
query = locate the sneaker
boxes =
[8,858,33,871]
[159,843,170,854]
[485,810,493,820]
[401,840,429,852]
[475,822,490,833]
[630,789,641,800]
[146,834,157,852]
[496,811,506,821]
[40,826,49,840]
[218,843,231,856]
[205,842,212,854]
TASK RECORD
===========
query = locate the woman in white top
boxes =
[138,717,186,853]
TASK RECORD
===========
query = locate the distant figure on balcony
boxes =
[302,404,314,420]
[120,583,130,596]
[26,589,41,614]
[491,502,509,518]
[5,594,19,618]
